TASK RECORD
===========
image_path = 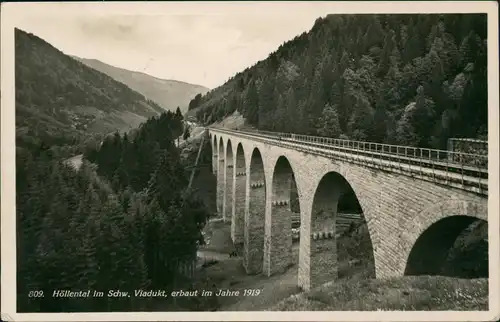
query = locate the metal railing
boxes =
[207,127,488,195]
[250,129,487,168]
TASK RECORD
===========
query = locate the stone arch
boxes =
[307,171,375,289]
[404,200,488,278]
[216,137,225,216]
[244,147,266,274]
[223,140,234,223]
[263,156,301,276]
[231,143,246,248]
[218,136,224,156]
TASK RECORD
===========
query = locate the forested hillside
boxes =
[190,14,487,149]
[15,28,165,157]
[75,57,209,114]
[17,110,211,312]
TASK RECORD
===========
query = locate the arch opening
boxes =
[244,148,266,275]
[404,216,488,278]
[223,140,234,223]
[212,135,218,174]
[308,171,375,289]
[264,156,301,276]
[290,176,300,229]
[231,143,246,250]
[216,138,224,217]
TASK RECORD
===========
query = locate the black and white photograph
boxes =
[1,1,498,320]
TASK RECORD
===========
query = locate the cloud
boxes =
[76,16,143,42]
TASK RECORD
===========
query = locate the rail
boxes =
[207,127,488,196]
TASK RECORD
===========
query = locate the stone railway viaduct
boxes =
[206,127,488,291]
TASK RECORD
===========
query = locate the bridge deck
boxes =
[281,137,487,176]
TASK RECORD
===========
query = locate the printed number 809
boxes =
[28,291,44,298]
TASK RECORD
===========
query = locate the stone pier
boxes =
[244,176,266,275]
[212,153,218,174]
[309,189,339,289]
[264,165,293,276]
[224,163,234,222]
[232,169,246,245]
[217,158,224,215]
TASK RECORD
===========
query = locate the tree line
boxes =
[191,14,487,150]
[17,108,211,312]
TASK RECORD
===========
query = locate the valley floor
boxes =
[195,219,302,311]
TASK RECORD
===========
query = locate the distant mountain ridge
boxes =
[15,28,165,148]
[74,57,209,114]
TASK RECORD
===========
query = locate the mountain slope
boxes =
[188,14,487,150]
[75,57,209,114]
[15,28,165,149]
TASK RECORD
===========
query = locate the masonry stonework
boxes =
[209,130,488,292]
[310,184,340,289]
[212,153,218,175]
[224,143,234,223]
[232,164,246,245]
[224,165,234,222]
[217,158,224,216]
[244,152,266,274]
[263,158,294,276]
[216,140,224,216]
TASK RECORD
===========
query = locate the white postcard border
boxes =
[1,1,499,321]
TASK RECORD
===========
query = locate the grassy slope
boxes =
[75,57,209,113]
[271,276,488,311]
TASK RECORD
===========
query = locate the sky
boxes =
[11,3,334,89]
[9,1,486,89]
